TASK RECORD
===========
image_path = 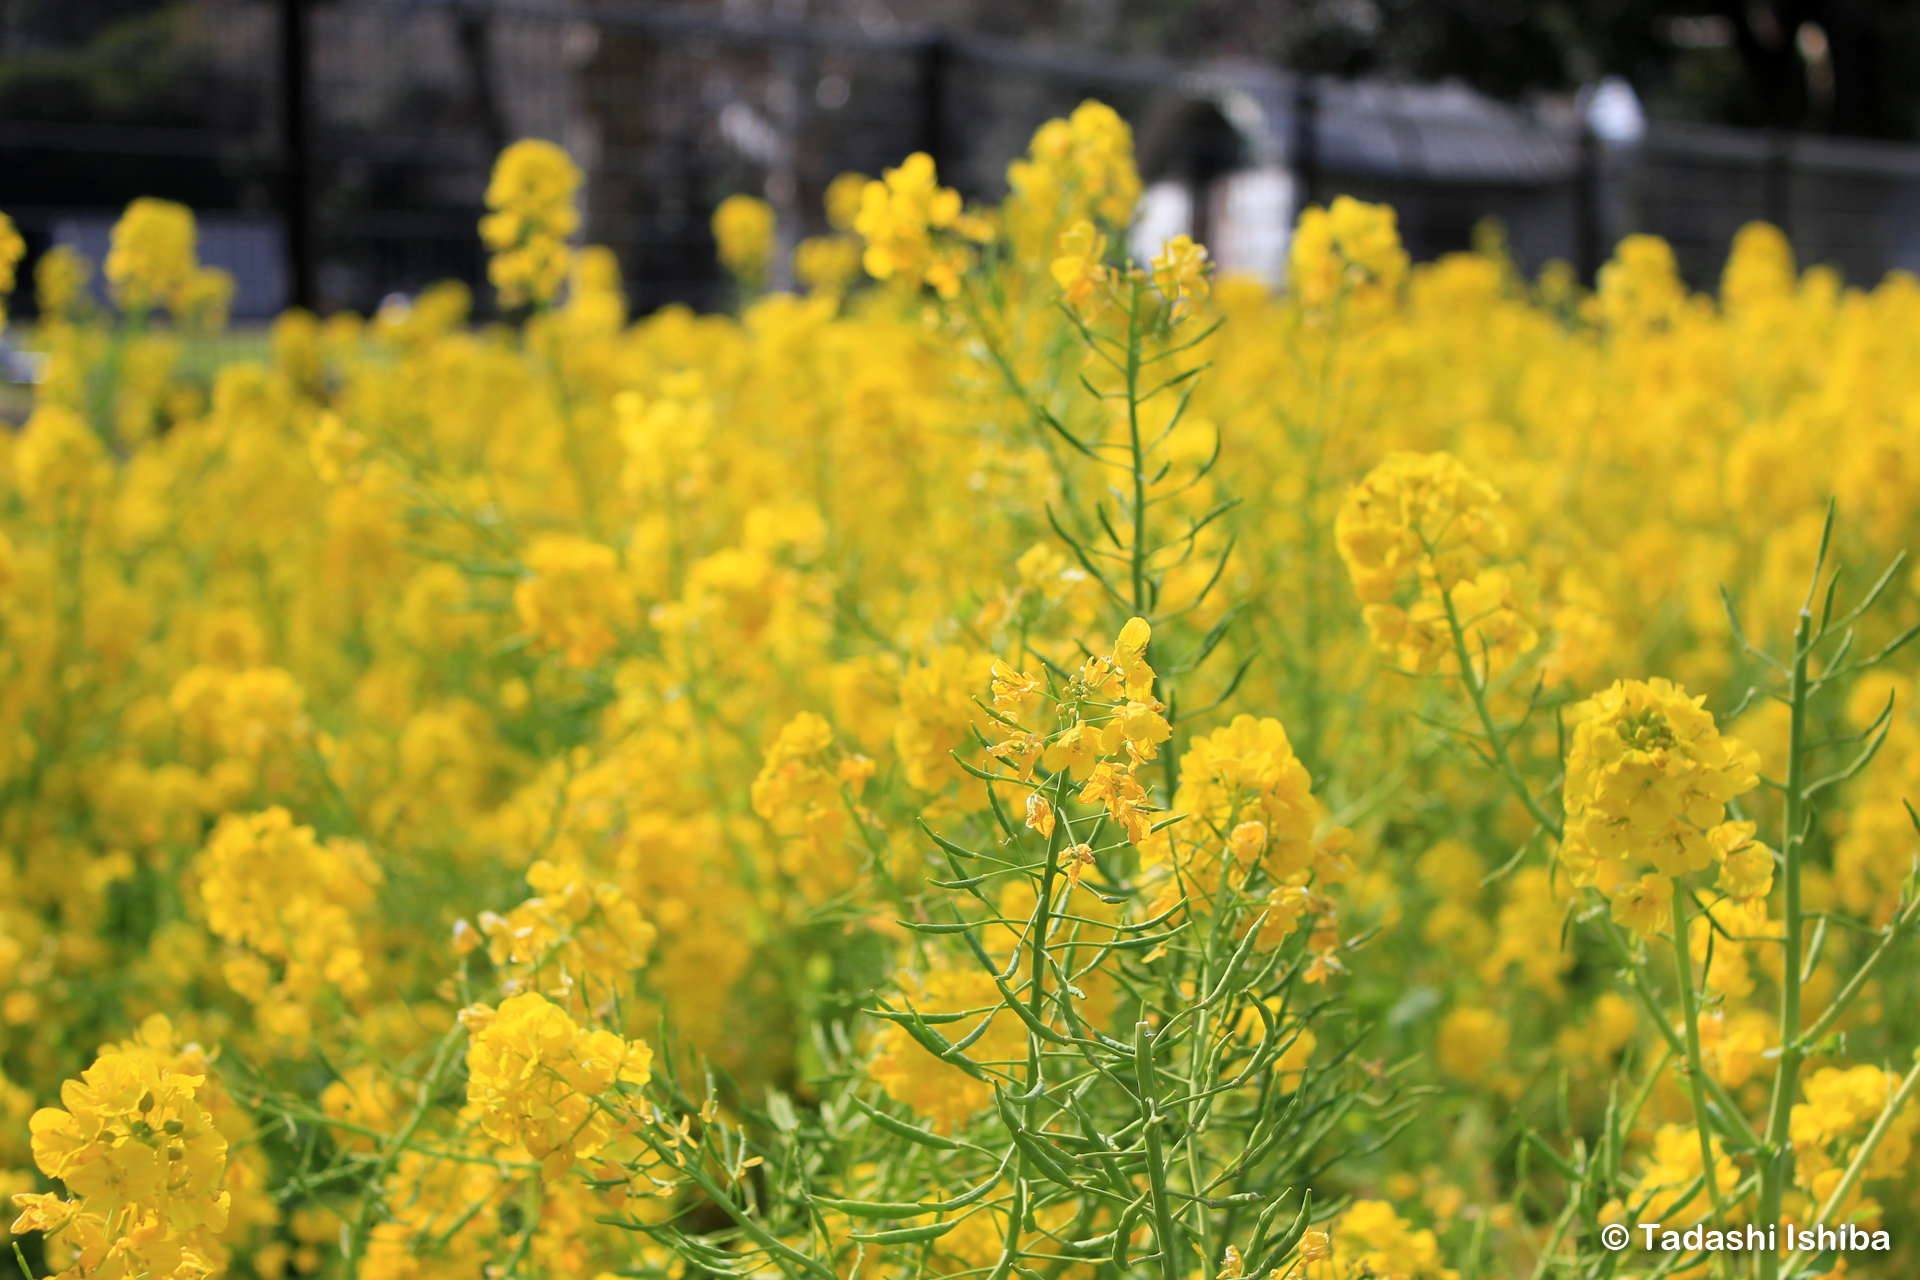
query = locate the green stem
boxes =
[1439,585,1563,841]
[1780,1054,1920,1276]
[343,1021,467,1276]
[538,328,602,540]
[1756,607,1811,1280]
[1183,846,1241,1280]
[1027,773,1068,1050]
[1796,893,1920,1050]
[1135,1020,1183,1280]
[1669,879,1730,1234]
[1125,278,1147,618]
[1595,912,1762,1151]
[501,1173,543,1278]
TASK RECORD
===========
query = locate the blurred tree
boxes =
[4,0,1915,142]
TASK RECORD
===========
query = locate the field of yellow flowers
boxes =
[0,99,1917,1280]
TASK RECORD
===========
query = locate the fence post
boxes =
[1290,78,1318,210]
[1764,126,1792,237]
[919,34,949,180]
[1574,123,1601,285]
[280,0,316,311]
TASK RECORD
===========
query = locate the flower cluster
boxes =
[1149,714,1352,963]
[470,860,657,1008]
[195,807,381,1049]
[1151,233,1211,316]
[750,711,875,900]
[461,992,653,1178]
[853,152,987,298]
[1303,1200,1456,1280]
[479,139,582,307]
[1616,1123,1739,1228]
[1288,195,1409,310]
[103,197,236,325]
[1004,99,1141,256]
[1789,1065,1920,1216]
[12,1018,231,1280]
[3,101,1920,1280]
[1559,678,1762,936]
[1336,450,1537,675]
[513,534,638,668]
[712,194,777,289]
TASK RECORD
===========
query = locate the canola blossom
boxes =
[0,102,1918,1280]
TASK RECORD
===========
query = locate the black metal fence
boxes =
[5,0,1920,321]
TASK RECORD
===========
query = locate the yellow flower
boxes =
[482,859,656,981]
[853,152,981,298]
[1563,679,1759,880]
[1078,760,1151,844]
[1688,894,1778,1000]
[713,194,777,288]
[1634,1124,1738,1226]
[1721,220,1796,315]
[195,808,380,1042]
[1110,615,1155,698]
[565,243,627,333]
[1436,1006,1509,1084]
[1150,233,1210,314]
[104,197,197,315]
[1790,1064,1920,1189]
[1609,871,1674,940]
[1024,792,1055,839]
[894,648,993,794]
[168,665,310,761]
[1005,100,1141,256]
[173,264,235,331]
[1596,233,1684,330]
[823,170,870,231]
[1049,219,1109,307]
[1337,451,1507,605]
[514,535,638,668]
[16,1019,231,1278]
[752,712,861,899]
[793,235,862,294]
[1304,1199,1456,1280]
[1174,715,1319,876]
[480,138,582,307]
[1712,820,1776,898]
[319,1066,401,1153]
[1258,884,1312,948]
[1699,1009,1774,1088]
[0,211,22,327]
[989,659,1044,707]
[1288,196,1407,309]
[14,404,109,517]
[36,243,94,319]
[1114,699,1172,760]
[308,410,368,484]
[462,992,653,1179]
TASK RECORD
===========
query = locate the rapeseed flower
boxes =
[712,194,776,288]
[461,992,652,1179]
[480,139,581,307]
[0,103,1917,1280]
